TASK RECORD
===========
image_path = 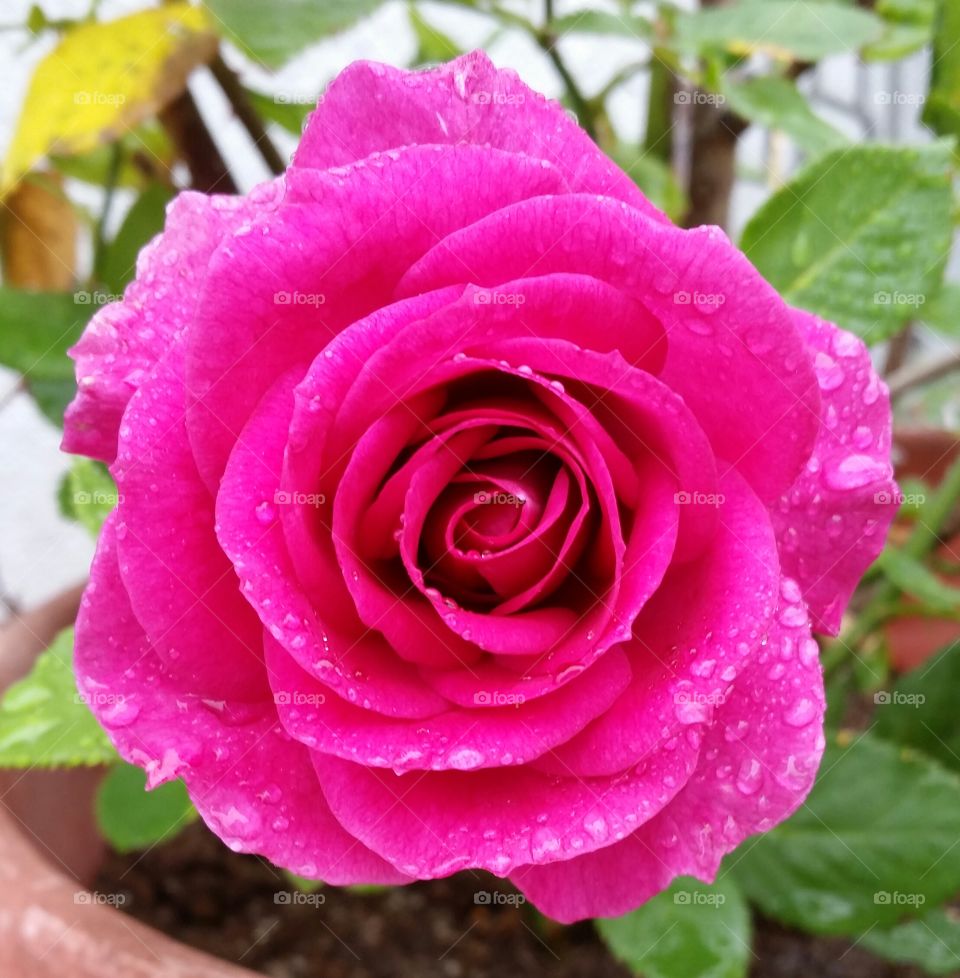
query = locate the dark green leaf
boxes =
[550,10,651,40]
[97,183,174,294]
[740,143,954,343]
[0,287,92,424]
[873,641,960,771]
[596,876,751,978]
[96,762,196,852]
[860,906,960,974]
[924,0,960,140]
[732,732,960,935]
[245,89,315,135]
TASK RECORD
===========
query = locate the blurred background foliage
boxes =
[1,1,960,976]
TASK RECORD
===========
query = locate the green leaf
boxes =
[245,89,315,135]
[409,5,461,64]
[873,641,960,771]
[204,0,386,68]
[673,1,884,62]
[96,762,196,852]
[58,459,119,535]
[920,281,960,336]
[732,732,960,935]
[97,183,174,294]
[924,0,960,140]
[0,629,117,768]
[740,143,954,343]
[876,549,960,614]
[722,76,847,156]
[610,145,686,222]
[596,876,751,978]
[860,906,960,974]
[0,287,91,424]
[550,10,651,40]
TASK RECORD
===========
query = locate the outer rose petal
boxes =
[62,180,282,463]
[112,336,266,699]
[511,582,825,922]
[75,516,409,886]
[771,310,897,633]
[293,51,665,223]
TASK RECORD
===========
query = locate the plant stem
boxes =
[91,143,121,286]
[209,53,286,176]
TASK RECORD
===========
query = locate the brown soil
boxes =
[94,821,933,978]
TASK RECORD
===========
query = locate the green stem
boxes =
[91,142,121,288]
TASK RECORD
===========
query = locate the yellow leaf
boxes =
[1,4,216,197]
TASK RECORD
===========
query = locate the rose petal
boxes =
[771,309,897,633]
[76,516,409,885]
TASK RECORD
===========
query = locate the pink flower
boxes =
[64,52,896,922]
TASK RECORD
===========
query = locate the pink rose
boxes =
[65,52,896,922]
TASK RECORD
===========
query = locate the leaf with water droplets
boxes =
[741,143,954,343]
[0,628,118,767]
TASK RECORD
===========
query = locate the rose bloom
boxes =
[65,53,896,922]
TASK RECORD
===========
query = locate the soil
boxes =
[94,821,934,978]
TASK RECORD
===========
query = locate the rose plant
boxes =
[63,52,896,922]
